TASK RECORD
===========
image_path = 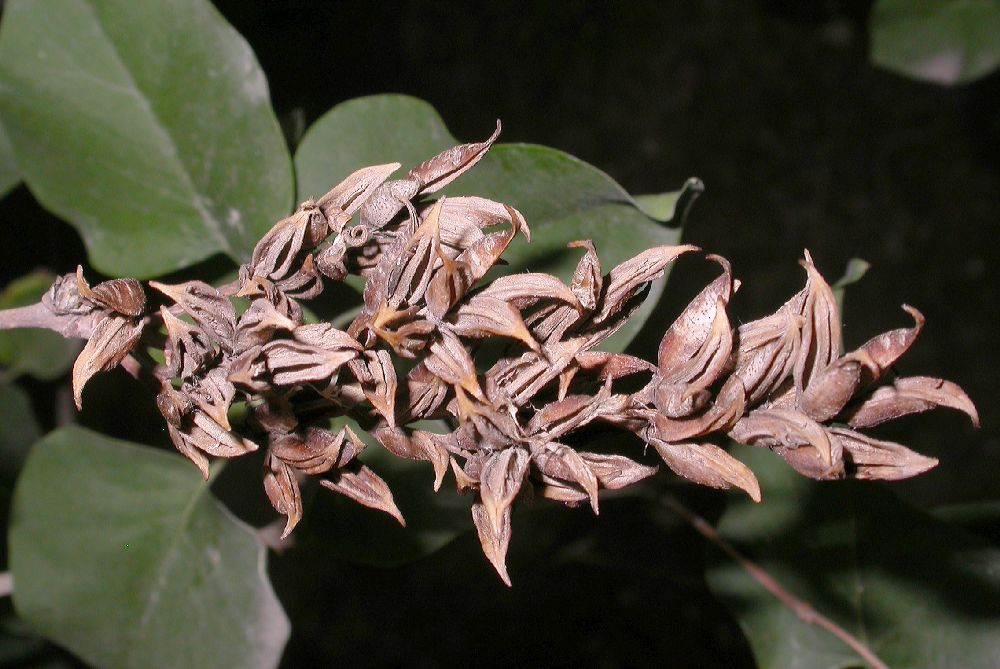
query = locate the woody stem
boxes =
[0,303,96,339]
[661,495,890,669]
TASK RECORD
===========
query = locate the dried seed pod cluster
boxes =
[48,126,977,585]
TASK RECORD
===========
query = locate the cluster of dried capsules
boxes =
[34,125,977,584]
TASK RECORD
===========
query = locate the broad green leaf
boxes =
[295,94,693,352]
[0,273,77,380]
[295,96,452,188]
[0,385,41,666]
[634,178,704,222]
[707,445,1000,669]
[305,418,470,567]
[0,383,39,482]
[0,381,40,565]
[871,0,1000,85]
[0,0,294,278]
[0,123,18,199]
[0,598,87,668]
[9,426,289,669]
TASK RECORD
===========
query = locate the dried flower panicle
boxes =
[39,125,977,585]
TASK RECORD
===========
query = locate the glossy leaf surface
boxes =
[871,0,1000,85]
[0,0,293,277]
[9,427,289,669]
[708,445,1000,669]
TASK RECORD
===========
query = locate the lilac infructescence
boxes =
[19,124,978,586]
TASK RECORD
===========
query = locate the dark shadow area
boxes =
[715,478,1000,625]
[271,484,754,669]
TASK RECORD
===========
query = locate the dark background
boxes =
[1,1,996,667]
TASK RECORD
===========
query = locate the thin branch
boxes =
[0,302,97,339]
[0,303,64,330]
[662,495,890,669]
[55,384,77,428]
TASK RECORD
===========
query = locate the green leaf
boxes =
[0,273,77,380]
[871,0,1000,86]
[9,426,289,669]
[0,383,40,483]
[634,178,704,222]
[707,445,1000,669]
[0,597,87,668]
[304,418,471,567]
[0,122,19,200]
[832,258,871,291]
[0,0,293,278]
[831,257,870,312]
[295,94,692,352]
[0,381,40,567]
[295,96,453,190]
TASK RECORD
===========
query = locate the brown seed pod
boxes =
[76,266,146,317]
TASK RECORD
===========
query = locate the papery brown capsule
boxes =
[374,427,450,491]
[349,350,398,427]
[316,162,400,220]
[425,330,485,401]
[793,251,842,394]
[478,273,578,310]
[844,375,979,428]
[321,465,405,526]
[400,363,450,423]
[449,296,539,352]
[76,267,146,317]
[529,441,600,513]
[474,447,529,586]
[234,299,297,353]
[71,314,144,409]
[270,426,363,475]
[359,122,500,230]
[263,454,302,539]
[578,452,658,489]
[245,207,319,283]
[732,305,803,405]
[426,203,526,317]
[658,255,734,372]
[527,382,621,442]
[648,438,761,502]
[593,245,699,325]
[409,120,501,193]
[729,407,835,469]
[650,375,747,444]
[851,304,925,386]
[827,426,938,481]
[150,280,236,351]
[568,240,603,311]
[160,306,215,379]
[429,197,529,258]
[797,356,862,422]
[263,339,360,386]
